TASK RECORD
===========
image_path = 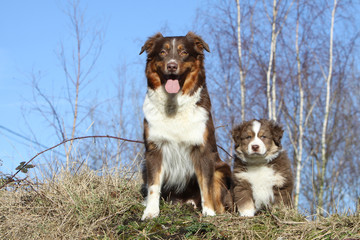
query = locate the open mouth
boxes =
[164,74,180,94]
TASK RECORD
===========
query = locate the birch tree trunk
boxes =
[266,0,294,120]
[271,49,277,121]
[318,0,337,215]
[294,0,303,208]
[266,0,278,120]
[236,0,246,122]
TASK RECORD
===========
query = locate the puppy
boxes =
[139,32,232,220]
[231,119,293,217]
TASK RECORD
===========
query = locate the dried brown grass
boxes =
[1,167,359,239]
[0,168,142,239]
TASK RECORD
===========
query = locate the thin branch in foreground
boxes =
[0,135,235,190]
[0,135,143,190]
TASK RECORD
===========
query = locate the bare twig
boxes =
[0,135,143,190]
[270,212,308,225]
[0,135,234,190]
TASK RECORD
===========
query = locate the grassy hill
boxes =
[1,169,359,239]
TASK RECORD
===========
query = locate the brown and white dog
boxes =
[231,119,293,217]
[139,32,232,220]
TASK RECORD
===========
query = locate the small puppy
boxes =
[231,119,293,217]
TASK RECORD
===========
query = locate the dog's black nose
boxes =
[167,62,178,72]
[252,145,259,152]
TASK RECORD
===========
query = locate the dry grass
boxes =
[1,168,359,239]
[0,169,141,239]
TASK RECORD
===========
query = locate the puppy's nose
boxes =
[252,145,259,152]
[167,62,178,72]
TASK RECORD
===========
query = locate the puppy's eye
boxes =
[160,50,167,56]
[260,135,266,139]
[180,50,188,56]
[245,136,251,140]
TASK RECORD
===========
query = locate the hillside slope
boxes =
[1,170,359,239]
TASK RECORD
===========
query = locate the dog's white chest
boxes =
[143,87,208,192]
[143,87,208,145]
[160,142,195,192]
[235,165,285,209]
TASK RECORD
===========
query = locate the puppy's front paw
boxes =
[239,208,255,217]
[141,205,160,220]
[202,206,216,217]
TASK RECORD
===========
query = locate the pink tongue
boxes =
[165,79,180,94]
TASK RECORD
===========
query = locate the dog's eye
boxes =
[260,135,267,139]
[160,50,167,56]
[180,50,188,56]
[244,136,251,140]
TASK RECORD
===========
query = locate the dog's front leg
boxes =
[141,146,163,220]
[192,150,216,216]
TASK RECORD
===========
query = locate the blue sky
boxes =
[0,0,206,174]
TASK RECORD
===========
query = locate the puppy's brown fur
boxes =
[232,119,293,216]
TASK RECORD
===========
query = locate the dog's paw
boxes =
[141,205,160,221]
[185,199,197,209]
[239,208,255,217]
[202,206,216,217]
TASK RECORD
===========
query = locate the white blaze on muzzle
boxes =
[248,121,267,155]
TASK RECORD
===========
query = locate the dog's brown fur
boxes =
[140,32,232,220]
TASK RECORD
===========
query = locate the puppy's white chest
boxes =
[143,87,208,145]
[235,165,285,209]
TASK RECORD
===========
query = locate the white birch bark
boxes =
[294,0,303,208]
[236,0,246,121]
[266,0,277,120]
[318,0,337,215]
[265,0,294,120]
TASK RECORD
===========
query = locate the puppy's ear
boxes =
[231,123,246,143]
[270,120,284,147]
[231,128,238,142]
[186,32,210,53]
[139,33,164,55]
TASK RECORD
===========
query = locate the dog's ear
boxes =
[269,120,284,147]
[139,33,164,55]
[186,32,210,53]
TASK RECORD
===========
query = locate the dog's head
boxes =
[232,119,284,164]
[140,32,210,95]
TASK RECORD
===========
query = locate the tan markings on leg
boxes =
[213,171,225,213]
[195,168,215,215]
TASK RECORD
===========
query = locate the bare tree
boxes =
[59,0,103,168]
[236,0,246,121]
[293,0,304,208]
[264,0,294,120]
[317,0,337,215]
[198,0,360,215]
[27,0,104,172]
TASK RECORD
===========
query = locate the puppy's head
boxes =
[232,119,284,163]
[140,32,210,95]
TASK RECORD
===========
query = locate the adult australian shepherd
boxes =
[139,32,232,220]
[231,119,293,217]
